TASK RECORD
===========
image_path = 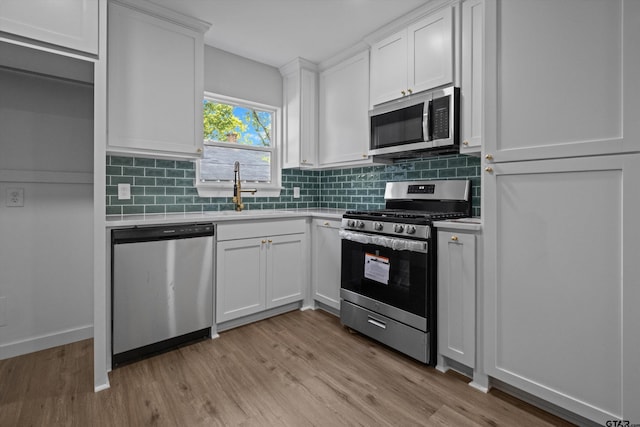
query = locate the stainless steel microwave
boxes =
[368,86,459,158]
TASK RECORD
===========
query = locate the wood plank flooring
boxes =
[0,309,575,426]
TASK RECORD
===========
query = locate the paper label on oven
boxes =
[364,253,390,285]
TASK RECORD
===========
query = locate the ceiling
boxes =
[147,0,428,68]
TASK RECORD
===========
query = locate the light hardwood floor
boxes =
[0,310,574,426]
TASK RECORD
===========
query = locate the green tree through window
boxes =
[200,97,275,184]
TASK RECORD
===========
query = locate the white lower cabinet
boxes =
[483,154,640,424]
[311,218,342,311]
[437,230,476,368]
[216,220,306,323]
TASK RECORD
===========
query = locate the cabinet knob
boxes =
[197,147,203,153]
[401,90,406,96]
[261,240,267,244]
[323,222,330,226]
[407,88,413,94]
[485,167,494,173]
[450,235,459,241]
[485,153,494,160]
[302,159,307,163]
[268,239,273,243]
[362,154,367,158]
[463,140,469,146]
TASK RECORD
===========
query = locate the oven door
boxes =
[340,231,431,331]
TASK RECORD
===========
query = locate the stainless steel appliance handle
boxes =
[367,316,387,329]
[422,101,430,141]
[339,229,428,253]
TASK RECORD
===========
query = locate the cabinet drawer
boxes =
[217,218,306,241]
[341,301,429,363]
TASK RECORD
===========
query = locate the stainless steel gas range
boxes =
[339,180,471,364]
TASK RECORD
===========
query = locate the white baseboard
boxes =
[94,382,110,393]
[0,324,93,360]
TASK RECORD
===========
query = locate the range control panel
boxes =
[341,218,431,240]
[407,184,435,194]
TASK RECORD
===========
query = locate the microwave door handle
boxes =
[423,101,432,144]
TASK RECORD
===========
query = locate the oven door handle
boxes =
[338,230,428,253]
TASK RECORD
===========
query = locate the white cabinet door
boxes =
[267,233,306,308]
[369,30,408,106]
[311,219,341,310]
[216,220,307,323]
[370,6,454,107]
[0,0,98,56]
[107,1,207,159]
[460,0,483,155]
[483,154,640,424]
[407,6,453,95]
[216,238,265,323]
[484,0,640,163]
[319,51,372,166]
[437,230,475,368]
[280,58,318,168]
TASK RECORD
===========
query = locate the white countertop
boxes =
[105,208,346,228]
[433,217,482,232]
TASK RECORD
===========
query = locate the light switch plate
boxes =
[293,187,300,199]
[117,183,131,200]
[6,188,24,207]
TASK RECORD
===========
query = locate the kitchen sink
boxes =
[204,209,298,217]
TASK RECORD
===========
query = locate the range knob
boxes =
[347,219,355,227]
[373,222,384,231]
[394,224,404,233]
[355,220,365,229]
[405,225,416,235]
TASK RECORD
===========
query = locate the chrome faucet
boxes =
[233,161,257,211]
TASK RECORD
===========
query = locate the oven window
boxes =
[341,239,427,317]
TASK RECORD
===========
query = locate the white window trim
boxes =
[196,93,282,198]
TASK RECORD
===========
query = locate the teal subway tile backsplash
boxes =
[106,154,481,216]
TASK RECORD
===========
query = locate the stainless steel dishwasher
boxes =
[111,223,214,367]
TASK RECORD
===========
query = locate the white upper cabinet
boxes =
[484,0,640,163]
[280,58,318,168]
[107,0,210,159]
[370,6,453,106]
[0,0,98,58]
[319,51,376,167]
[407,8,453,96]
[459,0,484,155]
[369,30,408,106]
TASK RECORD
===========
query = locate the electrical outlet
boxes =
[117,183,131,200]
[6,188,24,207]
[293,187,300,199]
[0,296,6,327]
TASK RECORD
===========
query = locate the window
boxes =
[196,93,281,197]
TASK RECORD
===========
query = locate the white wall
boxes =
[0,66,94,359]
[204,45,282,107]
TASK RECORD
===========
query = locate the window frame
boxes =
[196,93,282,198]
